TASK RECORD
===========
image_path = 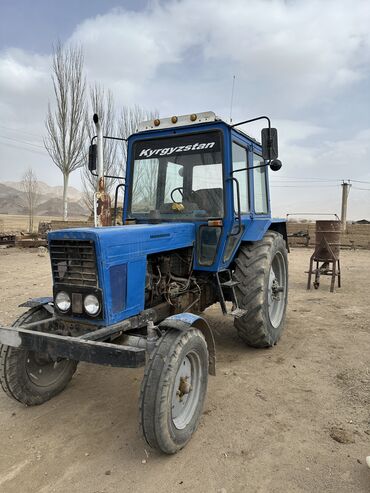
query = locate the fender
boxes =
[269,219,288,250]
[159,313,216,376]
[19,297,54,315]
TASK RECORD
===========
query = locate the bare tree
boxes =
[81,84,119,213]
[21,168,40,233]
[44,42,86,220]
[118,105,158,166]
[118,106,158,204]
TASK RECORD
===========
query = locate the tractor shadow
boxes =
[203,304,258,362]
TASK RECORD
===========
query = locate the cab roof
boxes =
[136,110,260,145]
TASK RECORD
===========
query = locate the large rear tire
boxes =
[0,306,77,406]
[233,231,288,348]
[140,328,208,454]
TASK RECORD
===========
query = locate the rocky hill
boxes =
[0,181,88,217]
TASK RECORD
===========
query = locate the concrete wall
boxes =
[287,222,370,250]
[50,220,94,230]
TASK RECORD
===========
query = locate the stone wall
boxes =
[287,222,370,249]
[50,220,94,230]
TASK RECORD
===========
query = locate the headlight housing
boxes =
[55,291,71,312]
[84,294,100,316]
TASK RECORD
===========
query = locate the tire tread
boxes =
[233,231,288,348]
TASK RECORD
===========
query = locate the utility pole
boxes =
[341,180,351,232]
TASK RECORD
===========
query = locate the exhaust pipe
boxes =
[93,113,104,181]
[93,114,111,227]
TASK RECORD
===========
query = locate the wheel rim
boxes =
[171,351,202,430]
[268,251,287,328]
[25,352,70,388]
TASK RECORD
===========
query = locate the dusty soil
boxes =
[0,247,369,493]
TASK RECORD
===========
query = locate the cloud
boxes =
[0,48,50,127]
[66,0,370,113]
[0,0,369,217]
[270,126,370,219]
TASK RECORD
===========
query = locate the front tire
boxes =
[233,231,288,348]
[0,306,77,406]
[140,329,208,454]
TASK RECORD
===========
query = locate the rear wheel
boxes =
[233,231,288,348]
[0,306,77,406]
[140,328,208,454]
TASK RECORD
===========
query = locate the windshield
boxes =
[128,131,223,220]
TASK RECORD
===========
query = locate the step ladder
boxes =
[215,270,247,318]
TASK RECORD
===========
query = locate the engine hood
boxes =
[48,222,196,261]
[47,223,196,325]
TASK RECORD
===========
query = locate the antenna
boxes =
[229,75,236,123]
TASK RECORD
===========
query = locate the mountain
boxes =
[36,198,87,216]
[0,183,25,214]
[0,181,88,217]
[3,181,82,202]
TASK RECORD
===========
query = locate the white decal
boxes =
[138,141,216,158]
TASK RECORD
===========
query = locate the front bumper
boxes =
[0,323,145,368]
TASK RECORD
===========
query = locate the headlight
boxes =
[84,294,100,316]
[55,291,71,312]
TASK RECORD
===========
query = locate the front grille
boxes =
[49,240,98,287]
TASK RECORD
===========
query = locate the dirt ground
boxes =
[0,247,369,493]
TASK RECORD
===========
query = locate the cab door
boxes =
[221,139,252,264]
[194,135,252,271]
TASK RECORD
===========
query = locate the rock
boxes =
[329,426,355,444]
[141,459,147,464]
[104,470,111,476]
[38,246,47,257]
[366,457,370,469]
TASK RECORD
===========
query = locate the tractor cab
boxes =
[121,111,283,271]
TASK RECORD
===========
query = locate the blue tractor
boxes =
[0,111,288,454]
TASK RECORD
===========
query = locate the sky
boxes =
[0,0,369,219]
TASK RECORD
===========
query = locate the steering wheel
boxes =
[170,187,184,203]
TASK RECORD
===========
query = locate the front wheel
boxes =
[233,231,288,348]
[140,328,208,454]
[0,306,77,406]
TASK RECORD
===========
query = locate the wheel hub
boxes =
[26,351,70,387]
[271,278,284,301]
[171,352,202,430]
[176,376,192,402]
[268,251,287,329]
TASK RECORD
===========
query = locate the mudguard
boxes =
[19,297,53,308]
[159,313,216,376]
[19,297,54,315]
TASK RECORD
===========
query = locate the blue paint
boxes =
[48,223,195,325]
[110,263,127,313]
[48,118,286,327]
[166,313,201,325]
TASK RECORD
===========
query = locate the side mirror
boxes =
[88,144,97,172]
[261,127,278,161]
[269,159,282,171]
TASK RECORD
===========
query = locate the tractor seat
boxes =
[190,188,223,217]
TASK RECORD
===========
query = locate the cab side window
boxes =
[253,153,268,214]
[232,142,249,214]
